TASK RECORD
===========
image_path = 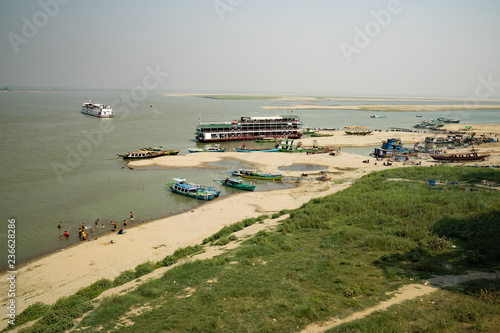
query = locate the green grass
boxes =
[13,166,500,332]
[328,279,500,332]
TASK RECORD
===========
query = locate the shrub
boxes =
[113,270,136,286]
[174,244,204,259]
[135,261,155,278]
[160,255,178,267]
[14,302,50,326]
[75,278,113,300]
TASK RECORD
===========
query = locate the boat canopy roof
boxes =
[172,178,186,182]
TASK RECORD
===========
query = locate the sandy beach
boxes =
[1,125,499,328]
[261,104,500,112]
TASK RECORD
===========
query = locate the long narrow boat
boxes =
[219,178,256,191]
[141,147,180,155]
[166,178,221,200]
[231,169,284,180]
[188,144,226,153]
[234,147,279,152]
[345,130,372,135]
[118,150,166,159]
[430,149,489,162]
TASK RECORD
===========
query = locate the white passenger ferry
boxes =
[195,115,302,142]
[81,100,114,118]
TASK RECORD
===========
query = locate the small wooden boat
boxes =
[188,144,226,153]
[166,178,221,200]
[118,150,166,159]
[231,169,284,180]
[316,175,331,181]
[234,144,279,152]
[430,149,489,162]
[370,114,386,118]
[345,130,372,135]
[219,178,256,191]
[256,137,282,143]
[310,133,334,137]
[140,147,180,155]
[425,137,454,144]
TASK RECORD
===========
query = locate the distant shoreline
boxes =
[261,104,500,112]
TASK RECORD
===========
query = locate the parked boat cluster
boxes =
[371,135,494,163]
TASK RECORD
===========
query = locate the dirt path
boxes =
[301,271,500,333]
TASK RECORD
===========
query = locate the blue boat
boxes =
[166,178,221,200]
[373,138,417,158]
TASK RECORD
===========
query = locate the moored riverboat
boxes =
[166,178,221,200]
[430,149,490,162]
[231,169,284,180]
[219,178,256,191]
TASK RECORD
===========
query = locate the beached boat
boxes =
[118,150,167,159]
[188,144,226,153]
[141,147,180,155]
[166,178,221,200]
[310,133,334,137]
[437,117,460,123]
[81,100,114,118]
[231,169,284,180]
[256,137,283,143]
[302,128,317,135]
[430,149,489,162]
[372,138,417,158]
[345,130,372,135]
[233,144,279,152]
[195,115,302,142]
[219,178,256,191]
[424,137,454,145]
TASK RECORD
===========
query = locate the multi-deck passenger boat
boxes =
[81,100,114,118]
[195,115,302,142]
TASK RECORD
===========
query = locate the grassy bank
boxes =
[12,166,500,332]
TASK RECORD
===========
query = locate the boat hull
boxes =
[219,180,256,191]
[234,148,279,152]
[231,171,284,180]
[430,154,489,162]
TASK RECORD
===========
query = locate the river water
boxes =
[0,91,498,268]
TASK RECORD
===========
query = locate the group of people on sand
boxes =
[58,212,134,240]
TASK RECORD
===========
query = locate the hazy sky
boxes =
[1,0,499,97]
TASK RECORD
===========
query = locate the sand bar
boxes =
[261,104,500,112]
